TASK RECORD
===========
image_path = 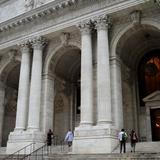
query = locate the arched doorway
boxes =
[49,46,81,139]
[1,64,20,146]
[115,23,160,141]
[139,51,160,141]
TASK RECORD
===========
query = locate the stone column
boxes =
[110,56,123,130]
[79,21,93,127]
[27,37,45,131]
[15,42,31,131]
[41,74,54,133]
[96,15,112,125]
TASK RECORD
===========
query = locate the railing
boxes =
[20,135,66,159]
[21,144,48,160]
[3,143,35,160]
[51,135,66,153]
[3,135,66,160]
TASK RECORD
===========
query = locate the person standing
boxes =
[118,129,128,153]
[130,130,138,152]
[47,129,54,153]
[64,129,74,147]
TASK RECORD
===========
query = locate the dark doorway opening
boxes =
[150,108,160,141]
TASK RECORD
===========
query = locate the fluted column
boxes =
[110,56,123,130]
[15,42,31,131]
[27,37,45,131]
[79,21,93,127]
[96,15,112,125]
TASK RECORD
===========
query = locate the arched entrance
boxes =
[115,23,160,141]
[49,45,81,139]
[0,62,20,146]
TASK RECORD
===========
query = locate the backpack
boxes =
[122,132,127,141]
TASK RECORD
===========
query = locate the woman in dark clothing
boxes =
[47,129,53,152]
[130,130,138,152]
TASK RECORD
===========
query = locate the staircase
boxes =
[47,153,160,160]
[113,142,160,153]
[0,148,6,159]
[47,142,160,160]
[1,142,160,160]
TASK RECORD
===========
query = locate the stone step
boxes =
[113,142,160,153]
[47,153,160,160]
[0,147,6,155]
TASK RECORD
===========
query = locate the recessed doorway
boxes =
[150,108,160,141]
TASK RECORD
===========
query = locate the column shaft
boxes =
[15,43,30,131]
[96,17,112,125]
[80,22,93,126]
[110,56,123,130]
[27,37,44,131]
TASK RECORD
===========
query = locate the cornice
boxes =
[0,0,148,33]
[0,0,76,32]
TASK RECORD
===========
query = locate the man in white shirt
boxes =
[64,129,74,147]
[118,129,128,153]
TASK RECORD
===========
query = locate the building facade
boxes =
[0,0,160,154]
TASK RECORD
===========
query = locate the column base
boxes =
[6,130,46,154]
[72,125,119,154]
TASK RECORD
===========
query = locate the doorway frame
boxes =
[143,90,160,141]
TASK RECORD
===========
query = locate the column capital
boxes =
[95,14,111,31]
[78,20,93,35]
[30,36,47,50]
[18,41,30,53]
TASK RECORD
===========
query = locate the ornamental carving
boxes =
[24,0,45,11]
[60,33,70,46]
[130,10,142,25]
[78,20,94,35]
[30,36,47,49]
[54,94,64,113]
[95,14,111,30]
[25,0,34,11]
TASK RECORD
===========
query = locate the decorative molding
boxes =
[60,32,70,46]
[25,0,34,11]
[95,14,111,30]
[0,0,78,33]
[130,10,142,25]
[30,36,47,49]
[8,49,18,62]
[78,20,93,35]
[0,0,128,33]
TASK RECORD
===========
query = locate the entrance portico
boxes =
[0,0,160,155]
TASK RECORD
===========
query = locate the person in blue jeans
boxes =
[118,129,128,153]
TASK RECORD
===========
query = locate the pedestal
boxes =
[72,126,118,154]
[6,131,45,154]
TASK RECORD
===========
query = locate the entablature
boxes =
[0,0,159,51]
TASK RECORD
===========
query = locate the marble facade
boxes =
[0,0,160,154]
